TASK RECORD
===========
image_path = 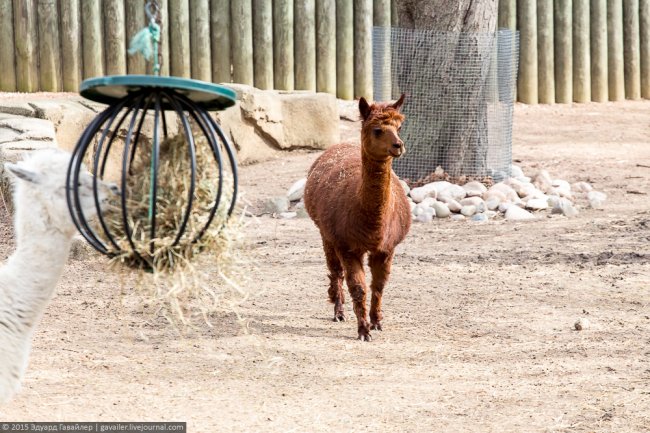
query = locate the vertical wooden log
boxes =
[573,0,591,102]
[13,0,38,91]
[316,0,336,94]
[374,0,391,101]
[354,0,373,99]
[590,0,608,101]
[641,0,650,98]
[103,0,126,76]
[608,0,625,100]
[126,0,146,75]
[169,0,191,77]
[211,0,231,83]
[517,0,538,103]
[273,0,294,90]
[253,0,273,89]
[555,0,573,103]
[623,0,641,99]
[60,0,81,91]
[231,0,253,85]
[190,0,212,82]
[81,0,103,79]
[498,0,516,29]
[336,0,353,99]
[159,0,170,76]
[537,0,554,103]
[294,0,316,90]
[0,0,16,91]
[391,0,398,26]
[37,0,61,91]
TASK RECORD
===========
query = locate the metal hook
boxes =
[145,0,160,25]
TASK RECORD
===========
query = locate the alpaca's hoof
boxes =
[370,322,382,331]
[357,332,372,342]
[333,313,346,322]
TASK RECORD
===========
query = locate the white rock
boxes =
[460,205,477,217]
[472,213,488,223]
[460,196,486,213]
[450,214,466,221]
[429,181,453,195]
[525,198,549,210]
[488,182,520,203]
[265,196,290,214]
[588,191,607,209]
[533,169,554,193]
[517,182,541,198]
[498,202,511,213]
[447,184,467,201]
[399,179,410,195]
[485,210,498,218]
[416,212,433,223]
[572,181,593,193]
[546,195,561,208]
[463,181,487,197]
[516,176,532,183]
[485,198,500,211]
[446,199,462,213]
[552,197,579,217]
[552,179,572,198]
[409,184,437,203]
[432,201,451,218]
[287,178,307,201]
[421,196,437,208]
[505,205,536,221]
[279,211,297,219]
[510,165,524,178]
[413,204,425,216]
[409,201,416,213]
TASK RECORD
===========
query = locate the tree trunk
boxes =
[394,0,499,179]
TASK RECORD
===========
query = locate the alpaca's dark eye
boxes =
[373,127,382,136]
[397,126,402,133]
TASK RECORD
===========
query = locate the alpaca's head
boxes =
[359,94,406,161]
[4,149,118,236]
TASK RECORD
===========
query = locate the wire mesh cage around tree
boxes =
[373,27,519,184]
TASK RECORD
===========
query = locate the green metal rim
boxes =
[80,75,237,110]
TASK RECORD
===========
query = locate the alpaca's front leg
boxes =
[323,240,345,322]
[341,253,371,341]
[369,251,393,331]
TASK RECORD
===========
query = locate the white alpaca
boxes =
[0,149,116,403]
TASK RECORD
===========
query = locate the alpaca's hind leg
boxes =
[323,240,345,321]
[341,253,371,341]
[368,251,393,331]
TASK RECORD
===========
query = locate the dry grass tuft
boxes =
[96,132,248,325]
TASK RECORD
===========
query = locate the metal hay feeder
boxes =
[66,75,238,268]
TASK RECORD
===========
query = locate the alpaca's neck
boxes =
[3,200,73,312]
[359,152,393,225]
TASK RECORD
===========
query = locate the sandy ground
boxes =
[1,100,650,432]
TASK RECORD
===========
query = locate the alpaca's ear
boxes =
[4,163,41,184]
[392,93,406,112]
[359,97,372,120]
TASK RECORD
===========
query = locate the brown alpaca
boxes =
[303,94,411,341]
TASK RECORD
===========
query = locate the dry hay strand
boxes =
[97,133,248,326]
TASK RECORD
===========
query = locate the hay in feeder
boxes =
[97,132,247,325]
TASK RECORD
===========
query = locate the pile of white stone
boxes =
[264,165,606,222]
[405,165,606,222]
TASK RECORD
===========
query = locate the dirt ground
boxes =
[1,100,649,432]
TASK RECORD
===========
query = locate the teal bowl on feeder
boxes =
[80,75,237,111]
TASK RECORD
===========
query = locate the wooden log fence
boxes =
[0,0,648,104]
